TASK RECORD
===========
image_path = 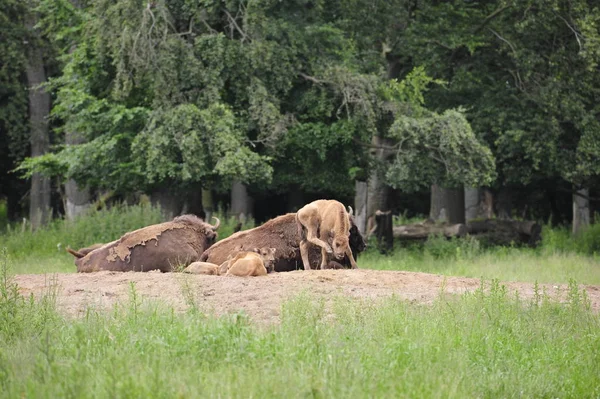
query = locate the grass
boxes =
[1,248,599,398]
[1,208,600,397]
[362,245,600,285]
[0,203,599,284]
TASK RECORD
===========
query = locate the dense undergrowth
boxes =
[0,249,598,398]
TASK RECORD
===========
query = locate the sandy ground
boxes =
[13,270,600,324]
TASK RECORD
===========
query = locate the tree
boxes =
[400,0,600,228]
[0,0,29,221]
[24,2,52,229]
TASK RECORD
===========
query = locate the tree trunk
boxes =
[201,188,214,222]
[445,187,465,225]
[372,210,394,253]
[151,186,182,220]
[25,10,51,230]
[366,135,390,234]
[495,187,513,220]
[354,180,368,235]
[429,184,447,222]
[64,132,90,220]
[231,180,253,223]
[464,187,481,221]
[572,188,590,235]
[287,186,304,212]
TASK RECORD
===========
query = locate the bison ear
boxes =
[270,248,276,254]
[348,206,353,216]
[252,247,259,253]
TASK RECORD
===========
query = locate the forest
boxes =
[1,2,600,397]
[1,0,599,234]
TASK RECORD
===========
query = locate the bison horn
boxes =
[348,206,353,216]
[210,216,221,230]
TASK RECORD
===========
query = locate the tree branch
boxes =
[298,72,324,85]
[224,10,249,42]
[554,13,582,50]
[473,5,511,34]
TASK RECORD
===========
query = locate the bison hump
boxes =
[106,222,187,262]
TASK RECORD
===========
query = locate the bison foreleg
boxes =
[319,246,329,269]
[345,247,358,269]
[299,240,313,270]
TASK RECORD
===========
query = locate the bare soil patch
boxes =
[14,270,600,324]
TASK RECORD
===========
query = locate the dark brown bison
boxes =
[73,215,220,272]
[200,213,366,272]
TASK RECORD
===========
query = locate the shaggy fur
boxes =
[74,215,220,273]
[183,261,220,275]
[296,200,358,270]
[200,213,366,271]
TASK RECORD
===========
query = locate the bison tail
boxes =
[66,247,85,258]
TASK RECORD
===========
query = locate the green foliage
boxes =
[404,0,600,187]
[0,276,599,397]
[541,223,600,255]
[133,103,272,187]
[386,109,496,191]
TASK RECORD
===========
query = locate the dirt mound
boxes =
[14,270,600,324]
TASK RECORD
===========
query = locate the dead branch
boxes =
[224,10,249,42]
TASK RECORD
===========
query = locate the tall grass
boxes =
[0,251,598,398]
[362,235,600,285]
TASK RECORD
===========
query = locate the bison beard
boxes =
[73,215,220,272]
[200,213,366,272]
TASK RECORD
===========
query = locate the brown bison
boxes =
[296,199,358,270]
[72,215,220,272]
[200,213,366,272]
[222,247,276,277]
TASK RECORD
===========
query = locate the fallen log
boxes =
[393,223,468,239]
[467,219,541,247]
[392,219,541,247]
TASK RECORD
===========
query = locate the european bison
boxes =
[73,215,220,272]
[222,247,276,277]
[200,213,366,272]
[296,199,358,270]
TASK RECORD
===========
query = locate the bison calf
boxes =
[296,199,358,270]
[222,248,276,277]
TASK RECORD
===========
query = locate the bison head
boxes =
[330,234,349,260]
[253,247,276,273]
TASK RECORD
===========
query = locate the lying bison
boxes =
[72,215,220,272]
[200,213,366,271]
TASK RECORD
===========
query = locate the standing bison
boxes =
[296,199,358,270]
[200,212,366,271]
[72,215,220,272]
